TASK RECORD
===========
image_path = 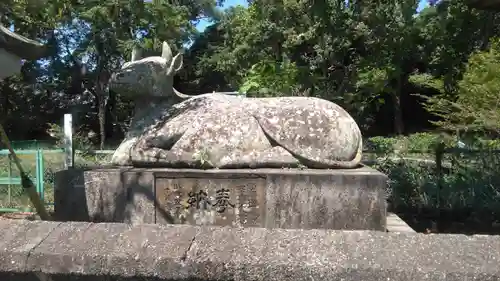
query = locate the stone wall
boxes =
[0,219,499,281]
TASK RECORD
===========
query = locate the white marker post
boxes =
[63,113,74,169]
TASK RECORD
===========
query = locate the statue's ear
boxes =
[161,41,173,61]
[131,46,142,62]
[170,53,183,73]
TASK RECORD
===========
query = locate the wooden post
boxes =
[63,114,74,169]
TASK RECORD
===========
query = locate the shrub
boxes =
[365,136,398,153]
[370,134,500,212]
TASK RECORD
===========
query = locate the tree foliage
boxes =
[422,38,500,133]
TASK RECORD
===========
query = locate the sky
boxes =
[196,0,248,31]
[195,0,431,32]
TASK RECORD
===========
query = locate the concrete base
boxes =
[386,213,416,233]
[54,167,388,231]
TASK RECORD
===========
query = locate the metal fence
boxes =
[0,148,65,212]
[0,145,113,213]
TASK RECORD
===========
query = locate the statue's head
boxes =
[109,41,183,99]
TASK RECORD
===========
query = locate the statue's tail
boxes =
[173,87,196,99]
[330,137,363,169]
[173,87,243,99]
[333,137,363,168]
[350,137,363,167]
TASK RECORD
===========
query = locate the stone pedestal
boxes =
[54,167,388,231]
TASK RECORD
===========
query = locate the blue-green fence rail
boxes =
[0,148,65,212]
[0,143,114,213]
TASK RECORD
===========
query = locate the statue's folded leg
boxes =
[130,128,193,167]
[111,137,138,166]
[130,147,169,166]
[130,146,216,168]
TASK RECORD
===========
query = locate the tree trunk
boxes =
[105,90,116,140]
[480,11,494,51]
[98,94,106,150]
[92,39,109,150]
[391,72,405,135]
[0,81,8,121]
[392,91,404,134]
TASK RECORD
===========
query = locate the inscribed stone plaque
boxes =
[155,177,266,227]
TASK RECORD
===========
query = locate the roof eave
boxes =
[0,24,50,60]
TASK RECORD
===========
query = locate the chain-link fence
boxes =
[0,148,65,211]
[73,150,114,168]
[0,141,114,212]
[0,151,35,210]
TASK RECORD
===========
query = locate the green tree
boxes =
[421,38,500,133]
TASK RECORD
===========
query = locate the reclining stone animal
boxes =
[109,41,363,169]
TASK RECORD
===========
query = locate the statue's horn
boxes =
[131,46,142,62]
[161,41,173,62]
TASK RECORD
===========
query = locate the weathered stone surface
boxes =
[55,167,388,231]
[0,219,500,281]
[108,42,363,169]
[155,177,266,227]
[0,219,61,273]
[54,168,156,224]
[27,222,197,279]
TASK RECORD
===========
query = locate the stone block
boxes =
[54,168,156,224]
[55,166,388,231]
[0,220,61,273]
[27,222,197,279]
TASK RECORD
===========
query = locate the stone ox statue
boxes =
[109,42,363,169]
